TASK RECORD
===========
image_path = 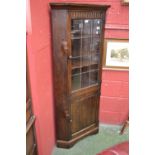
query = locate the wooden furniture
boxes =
[26,57,38,155]
[50,3,110,148]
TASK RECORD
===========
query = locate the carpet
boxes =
[52,125,129,155]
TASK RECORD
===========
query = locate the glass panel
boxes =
[81,66,90,88]
[83,19,91,36]
[81,72,89,88]
[82,38,91,56]
[72,68,81,91]
[90,64,98,70]
[91,37,100,54]
[72,74,81,91]
[71,18,102,91]
[92,19,102,36]
[72,39,81,57]
[91,19,101,55]
[82,55,91,68]
[91,54,100,66]
[89,70,98,85]
[72,57,81,69]
[82,66,89,73]
[72,68,80,76]
[71,20,83,38]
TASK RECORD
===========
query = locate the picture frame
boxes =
[122,0,129,5]
[103,39,129,70]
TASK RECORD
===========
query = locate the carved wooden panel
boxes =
[71,94,99,134]
[69,11,105,19]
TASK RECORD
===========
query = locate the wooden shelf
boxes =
[72,69,99,76]
[71,34,100,40]
[72,60,98,69]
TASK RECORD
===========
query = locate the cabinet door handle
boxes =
[64,110,70,119]
[61,41,68,55]
[67,55,78,60]
[64,110,72,123]
[68,55,72,59]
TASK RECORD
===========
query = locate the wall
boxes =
[100,0,129,124]
[26,0,55,155]
[100,70,129,124]
[27,0,128,155]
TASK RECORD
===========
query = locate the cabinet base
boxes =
[56,126,99,148]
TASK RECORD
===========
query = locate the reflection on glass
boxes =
[81,72,89,88]
[91,64,98,70]
[72,58,81,69]
[82,66,89,73]
[72,39,81,57]
[83,19,91,36]
[71,19,102,91]
[82,38,91,56]
[72,74,81,91]
[91,54,100,64]
[90,70,98,85]
[72,68,80,75]
[71,20,82,38]
[82,56,91,68]
[92,38,100,54]
[93,19,101,36]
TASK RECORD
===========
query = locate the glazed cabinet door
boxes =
[67,11,104,136]
[70,18,102,91]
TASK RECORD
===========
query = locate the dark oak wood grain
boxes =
[50,3,110,148]
[50,2,110,9]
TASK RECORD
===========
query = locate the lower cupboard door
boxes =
[71,94,99,135]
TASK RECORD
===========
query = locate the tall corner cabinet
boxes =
[50,3,110,148]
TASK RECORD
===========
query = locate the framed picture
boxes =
[103,39,129,70]
[122,0,129,5]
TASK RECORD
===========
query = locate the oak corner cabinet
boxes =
[50,3,110,148]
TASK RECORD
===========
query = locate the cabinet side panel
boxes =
[51,9,69,140]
